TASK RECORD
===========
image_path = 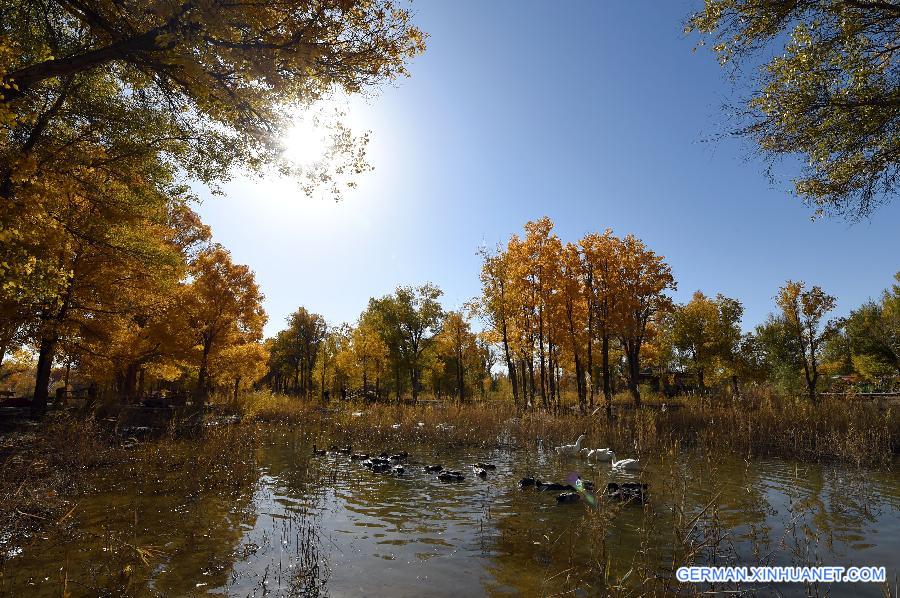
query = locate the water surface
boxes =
[4,428,898,596]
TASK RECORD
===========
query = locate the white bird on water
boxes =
[555,433,586,457]
[611,457,641,472]
[581,447,615,461]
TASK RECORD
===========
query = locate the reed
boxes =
[233,391,899,466]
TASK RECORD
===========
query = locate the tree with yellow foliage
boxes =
[613,234,675,407]
[776,281,836,403]
[670,291,743,391]
[1,0,426,203]
[580,230,623,415]
[478,247,520,408]
[25,163,207,416]
[183,246,266,409]
[210,342,269,403]
[555,243,589,413]
[348,317,389,400]
[435,310,480,403]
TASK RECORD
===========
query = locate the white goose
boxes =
[555,433,587,457]
[582,447,615,461]
[611,456,641,472]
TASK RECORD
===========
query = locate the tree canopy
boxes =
[688,0,900,219]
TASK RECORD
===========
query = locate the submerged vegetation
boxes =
[0,416,258,566]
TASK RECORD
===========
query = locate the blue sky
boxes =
[197,1,900,338]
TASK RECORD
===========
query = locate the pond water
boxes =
[3,427,898,596]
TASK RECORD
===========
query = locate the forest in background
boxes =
[3,216,898,412]
[3,0,900,416]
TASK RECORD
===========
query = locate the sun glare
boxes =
[282,116,330,165]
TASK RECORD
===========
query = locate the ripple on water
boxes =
[2,430,897,598]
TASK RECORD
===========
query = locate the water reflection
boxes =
[3,428,898,597]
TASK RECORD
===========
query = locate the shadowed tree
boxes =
[1,1,426,394]
[688,0,900,218]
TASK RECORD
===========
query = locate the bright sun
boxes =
[281,116,330,165]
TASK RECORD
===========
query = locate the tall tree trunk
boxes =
[30,273,75,418]
[195,340,212,412]
[31,337,57,418]
[547,340,558,411]
[123,362,139,402]
[624,343,641,407]
[233,375,241,402]
[63,359,71,394]
[410,366,419,405]
[807,368,818,404]
[501,318,518,408]
[538,307,547,409]
[585,267,595,410]
[527,355,536,408]
[809,338,819,404]
[137,368,145,398]
[321,357,327,402]
[394,363,401,403]
[519,357,529,410]
[554,348,561,410]
[586,332,594,410]
[575,355,585,414]
[602,333,612,418]
[457,358,464,403]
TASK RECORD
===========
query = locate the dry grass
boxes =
[0,413,259,563]
[234,390,899,467]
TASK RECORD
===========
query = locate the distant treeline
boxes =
[263,218,900,410]
[3,216,897,413]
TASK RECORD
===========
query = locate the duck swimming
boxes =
[363,457,390,469]
[574,477,595,491]
[606,482,648,504]
[370,461,390,473]
[391,465,405,475]
[424,464,443,473]
[556,491,581,504]
[519,476,538,488]
[312,444,327,456]
[537,481,576,492]
[474,467,488,478]
[438,470,465,482]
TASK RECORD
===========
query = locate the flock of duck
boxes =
[312,432,648,506]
